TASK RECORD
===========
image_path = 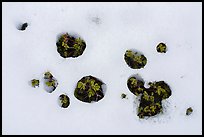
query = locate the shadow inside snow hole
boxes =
[17,22,28,31]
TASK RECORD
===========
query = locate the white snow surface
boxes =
[2,2,202,135]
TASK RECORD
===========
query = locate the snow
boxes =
[2,2,202,135]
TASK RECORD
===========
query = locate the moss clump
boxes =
[127,77,145,96]
[148,81,172,100]
[138,88,163,118]
[156,43,167,53]
[56,33,86,58]
[127,76,172,118]
[44,71,53,79]
[186,107,193,116]
[43,71,58,93]
[45,79,56,87]
[59,94,70,108]
[74,76,105,103]
[31,79,39,88]
[124,50,147,69]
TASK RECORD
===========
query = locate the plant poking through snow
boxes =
[156,42,167,53]
[124,50,147,69]
[127,76,145,96]
[31,79,39,88]
[43,71,58,93]
[44,71,53,79]
[56,33,86,58]
[59,94,70,108]
[74,76,105,103]
[127,76,171,118]
[45,79,56,87]
[77,81,86,90]
[90,80,100,92]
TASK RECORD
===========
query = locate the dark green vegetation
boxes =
[74,76,105,103]
[156,43,167,53]
[31,79,39,88]
[59,94,70,108]
[56,33,86,58]
[44,71,58,93]
[186,107,193,116]
[127,77,145,96]
[124,50,147,69]
[127,76,171,119]
[26,24,174,116]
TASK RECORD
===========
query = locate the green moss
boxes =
[91,82,100,92]
[59,94,70,108]
[88,89,95,98]
[127,76,172,118]
[156,43,167,53]
[138,88,162,118]
[127,76,145,96]
[56,33,86,58]
[143,91,149,101]
[44,71,53,79]
[129,77,137,86]
[134,55,147,65]
[43,71,58,93]
[149,81,172,99]
[74,76,105,103]
[31,79,39,88]
[77,81,86,90]
[45,79,56,87]
[62,41,69,50]
[73,44,80,51]
[125,50,134,58]
[124,50,147,69]
[75,37,84,46]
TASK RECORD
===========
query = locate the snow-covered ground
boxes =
[2,2,202,135]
